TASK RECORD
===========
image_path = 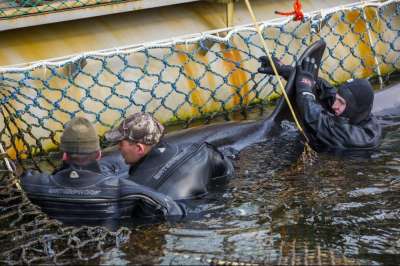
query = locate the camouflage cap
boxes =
[105,112,164,145]
[60,117,100,154]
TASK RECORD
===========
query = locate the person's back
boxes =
[21,117,124,225]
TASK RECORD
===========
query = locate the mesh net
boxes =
[0,1,400,264]
[0,0,130,18]
[0,169,131,265]
[207,240,360,265]
[1,0,399,162]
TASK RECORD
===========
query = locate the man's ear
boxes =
[136,143,146,154]
[62,152,68,161]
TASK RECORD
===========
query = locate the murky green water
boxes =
[1,113,400,265]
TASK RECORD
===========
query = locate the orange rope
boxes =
[275,0,304,21]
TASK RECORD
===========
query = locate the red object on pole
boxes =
[275,0,304,21]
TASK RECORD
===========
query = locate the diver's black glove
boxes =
[258,55,294,80]
[315,79,336,110]
[295,56,318,96]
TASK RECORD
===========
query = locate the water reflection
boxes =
[131,119,400,265]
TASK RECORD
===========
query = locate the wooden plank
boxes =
[0,0,200,31]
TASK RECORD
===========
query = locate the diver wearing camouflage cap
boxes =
[106,112,233,200]
[106,112,164,165]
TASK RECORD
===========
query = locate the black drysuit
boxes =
[296,78,381,152]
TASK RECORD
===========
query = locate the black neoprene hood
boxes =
[337,79,374,124]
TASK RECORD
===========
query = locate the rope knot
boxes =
[275,0,304,21]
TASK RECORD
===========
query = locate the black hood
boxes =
[337,79,374,124]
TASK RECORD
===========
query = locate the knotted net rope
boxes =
[0,169,131,265]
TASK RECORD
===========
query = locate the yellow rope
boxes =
[362,2,383,88]
[244,0,307,140]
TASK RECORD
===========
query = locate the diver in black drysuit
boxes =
[116,139,233,222]
[104,112,234,201]
[126,140,232,201]
[258,40,381,152]
[21,157,185,226]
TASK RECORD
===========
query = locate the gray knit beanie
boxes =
[60,117,100,154]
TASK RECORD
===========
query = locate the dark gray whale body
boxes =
[373,82,400,117]
[163,40,326,153]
